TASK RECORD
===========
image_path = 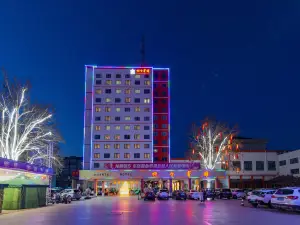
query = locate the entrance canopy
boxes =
[80,169,226,181]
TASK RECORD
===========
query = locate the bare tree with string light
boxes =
[190,118,241,171]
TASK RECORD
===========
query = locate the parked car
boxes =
[157,189,169,200]
[188,190,201,200]
[175,191,187,200]
[256,189,276,208]
[247,190,263,207]
[206,190,216,200]
[232,189,246,199]
[271,187,300,211]
[219,189,232,199]
[144,192,156,201]
[61,189,82,200]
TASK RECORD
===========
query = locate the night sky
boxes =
[1,1,300,157]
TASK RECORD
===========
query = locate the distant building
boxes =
[56,156,83,188]
[278,149,300,177]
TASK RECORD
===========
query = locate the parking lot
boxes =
[0,197,299,225]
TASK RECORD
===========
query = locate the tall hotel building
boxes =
[83,66,170,170]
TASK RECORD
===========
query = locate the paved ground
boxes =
[1,197,300,225]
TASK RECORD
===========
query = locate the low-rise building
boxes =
[278,149,300,177]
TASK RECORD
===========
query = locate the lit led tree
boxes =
[0,71,62,168]
[190,118,240,170]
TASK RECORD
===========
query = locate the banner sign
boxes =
[0,157,53,175]
[104,163,201,170]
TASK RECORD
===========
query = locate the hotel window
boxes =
[268,161,276,171]
[94,153,100,158]
[115,98,121,103]
[144,107,150,112]
[95,89,102,94]
[154,140,158,144]
[144,75,149,78]
[135,74,141,79]
[162,99,167,104]
[104,144,110,149]
[114,144,120,149]
[134,144,140,149]
[135,80,140,85]
[134,117,140,121]
[162,115,167,120]
[124,144,130,149]
[134,134,140,140]
[134,98,140,103]
[153,132,158,136]
[96,74,102,78]
[144,153,150,159]
[94,144,100,149]
[115,80,122,85]
[154,124,158,128]
[105,98,111,103]
[153,84,157,88]
[104,153,110,158]
[154,92,158,97]
[95,107,101,112]
[144,116,150,121]
[135,107,140,112]
[104,135,110,140]
[95,116,101,121]
[162,124,168,129]
[105,116,111,121]
[125,97,131,103]
[290,158,299,164]
[95,126,101,131]
[144,89,150,94]
[134,125,140,130]
[105,80,112,85]
[154,116,158,120]
[115,116,121,121]
[94,135,100,140]
[125,80,131,85]
[114,153,120,159]
[134,153,140,158]
[144,135,150,139]
[135,89,141,94]
[124,135,130,139]
[124,153,130,159]
[162,83,167,88]
[256,161,264,171]
[125,89,131,94]
[244,161,252,171]
[125,116,131,121]
[144,144,150,148]
[232,161,241,170]
[125,74,130,78]
[162,148,168,152]
[162,108,167,112]
[106,74,111,78]
[162,132,167,136]
[105,125,110,130]
[105,89,112,94]
[291,168,300,175]
[144,126,150,130]
[125,125,130,130]
[144,80,150,85]
[105,107,111,112]
[114,134,120,140]
[96,80,101,85]
[94,163,100,168]
[279,160,286,166]
[116,107,121,112]
[115,125,121,130]
[125,108,130,112]
[144,98,150,103]
[116,74,121,78]
[162,157,168,162]
[95,98,101,103]
[116,89,122,94]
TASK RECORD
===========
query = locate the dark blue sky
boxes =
[1,1,300,157]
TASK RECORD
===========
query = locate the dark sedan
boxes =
[219,189,232,199]
[144,192,156,201]
[175,191,187,200]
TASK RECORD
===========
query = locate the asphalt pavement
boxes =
[0,197,300,225]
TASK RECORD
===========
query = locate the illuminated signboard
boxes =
[187,170,192,178]
[152,172,158,177]
[130,68,151,75]
[169,172,175,178]
[203,171,209,177]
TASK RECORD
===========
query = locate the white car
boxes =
[256,189,276,207]
[188,191,201,200]
[232,189,246,199]
[271,187,300,211]
[61,189,82,200]
[157,189,169,200]
[247,190,263,207]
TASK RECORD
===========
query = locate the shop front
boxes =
[79,163,226,196]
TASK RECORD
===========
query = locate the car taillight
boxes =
[271,195,276,198]
[285,196,299,200]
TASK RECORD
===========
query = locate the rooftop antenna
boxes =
[140,35,145,66]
